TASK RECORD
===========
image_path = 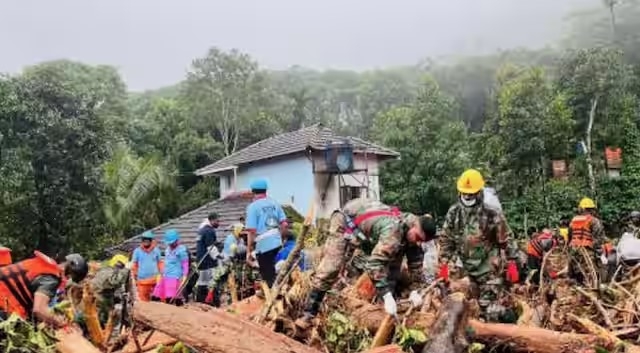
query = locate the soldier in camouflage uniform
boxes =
[440,169,518,322]
[90,257,132,327]
[625,211,640,237]
[295,198,437,329]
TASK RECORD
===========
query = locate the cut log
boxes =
[361,344,404,353]
[133,301,320,353]
[421,292,468,353]
[56,329,102,353]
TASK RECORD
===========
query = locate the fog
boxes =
[0,0,600,90]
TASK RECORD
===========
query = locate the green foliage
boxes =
[2,0,640,258]
[393,325,428,352]
[324,311,372,353]
[373,77,470,218]
[0,314,57,353]
[102,146,177,238]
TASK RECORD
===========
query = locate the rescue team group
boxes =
[0,169,621,331]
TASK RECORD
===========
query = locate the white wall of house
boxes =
[313,153,382,219]
[217,154,315,216]
[217,152,388,220]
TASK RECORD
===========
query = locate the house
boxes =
[107,124,399,255]
[195,124,400,219]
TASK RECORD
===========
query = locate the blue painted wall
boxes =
[236,154,314,216]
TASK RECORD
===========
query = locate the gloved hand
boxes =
[423,274,435,284]
[204,289,215,304]
[275,260,285,273]
[600,253,608,265]
[409,290,423,308]
[382,292,397,317]
[437,263,449,282]
[506,260,519,284]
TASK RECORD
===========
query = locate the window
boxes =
[340,186,362,206]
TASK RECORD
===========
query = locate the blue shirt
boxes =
[246,196,287,254]
[223,234,238,257]
[275,239,308,271]
[132,246,162,280]
[163,245,188,279]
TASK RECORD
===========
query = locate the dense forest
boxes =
[1,1,639,258]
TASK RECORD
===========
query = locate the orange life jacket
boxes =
[0,247,12,266]
[570,214,594,248]
[0,251,61,318]
[526,230,556,258]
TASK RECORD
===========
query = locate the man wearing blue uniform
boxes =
[245,178,287,288]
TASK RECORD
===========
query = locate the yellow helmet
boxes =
[232,223,245,236]
[457,169,485,194]
[578,197,596,209]
[109,254,129,267]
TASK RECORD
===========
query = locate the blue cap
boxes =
[141,231,155,239]
[250,178,268,191]
[164,229,180,245]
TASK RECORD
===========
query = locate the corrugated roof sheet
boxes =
[107,191,254,255]
[195,123,399,176]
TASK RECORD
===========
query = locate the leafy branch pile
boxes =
[0,314,57,353]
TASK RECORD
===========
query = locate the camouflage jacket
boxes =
[90,267,131,301]
[341,199,424,295]
[440,201,515,275]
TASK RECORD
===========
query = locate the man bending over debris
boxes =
[295,198,437,330]
[0,252,88,329]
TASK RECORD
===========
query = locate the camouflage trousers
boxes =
[310,212,404,293]
[311,212,356,292]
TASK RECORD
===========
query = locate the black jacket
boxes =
[196,224,217,270]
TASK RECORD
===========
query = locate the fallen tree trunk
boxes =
[133,301,320,353]
[343,295,640,353]
[56,329,102,353]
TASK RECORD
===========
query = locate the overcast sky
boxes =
[1,0,599,91]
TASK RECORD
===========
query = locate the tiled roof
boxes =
[106,191,254,255]
[195,123,399,175]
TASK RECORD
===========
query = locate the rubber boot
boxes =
[294,289,326,330]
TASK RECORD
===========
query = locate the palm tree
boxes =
[103,146,176,238]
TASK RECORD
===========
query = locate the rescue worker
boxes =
[440,169,518,322]
[558,217,570,243]
[91,254,132,326]
[195,212,220,303]
[131,231,163,301]
[568,197,609,284]
[526,228,559,283]
[152,229,189,306]
[294,198,437,329]
[627,211,640,237]
[204,223,247,307]
[245,178,288,289]
[0,252,88,328]
[275,222,309,273]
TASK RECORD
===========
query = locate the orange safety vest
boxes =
[526,230,556,258]
[570,214,594,248]
[0,251,61,319]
